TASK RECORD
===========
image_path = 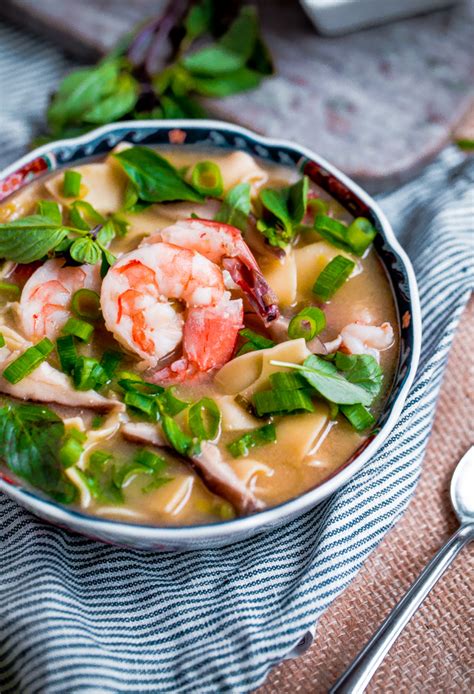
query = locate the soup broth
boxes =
[0,145,398,526]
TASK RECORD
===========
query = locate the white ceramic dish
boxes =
[0,120,421,551]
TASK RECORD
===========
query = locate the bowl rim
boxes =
[0,119,422,542]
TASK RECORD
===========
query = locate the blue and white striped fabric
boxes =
[0,22,473,694]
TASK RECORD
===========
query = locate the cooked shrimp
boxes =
[325,320,394,362]
[100,242,243,382]
[20,258,100,341]
[141,219,279,324]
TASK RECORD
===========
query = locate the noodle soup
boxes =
[0,145,398,526]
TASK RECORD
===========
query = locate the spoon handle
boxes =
[330,523,474,694]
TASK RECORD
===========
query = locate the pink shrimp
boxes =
[325,320,394,362]
[100,242,243,382]
[20,258,100,340]
[141,219,279,325]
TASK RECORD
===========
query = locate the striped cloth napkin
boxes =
[0,21,473,694]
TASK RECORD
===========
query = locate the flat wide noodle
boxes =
[215,338,310,395]
[261,251,297,307]
[217,395,261,431]
[45,162,128,215]
[294,241,353,299]
[275,407,330,463]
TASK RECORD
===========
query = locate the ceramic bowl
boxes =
[0,120,421,550]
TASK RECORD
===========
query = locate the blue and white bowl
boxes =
[0,120,421,551]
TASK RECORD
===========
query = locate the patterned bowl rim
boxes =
[0,119,421,543]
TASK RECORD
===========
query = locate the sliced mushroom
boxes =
[122,421,265,516]
[0,350,119,411]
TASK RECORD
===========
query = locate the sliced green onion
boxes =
[100,350,122,380]
[118,374,164,394]
[89,449,113,468]
[288,306,326,340]
[133,448,167,473]
[56,335,78,374]
[162,415,197,456]
[252,389,314,416]
[38,199,62,223]
[0,333,4,347]
[312,255,355,301]
[62,317,94,342]
[59,430,85,468]
[114,462,153,488]
[191,161,224,197]
[71,288,101,320]
[340,403,375,431]
[227,423,276,458]
[73,356,107,391]
[0,280,21,299]
[188,397,221,441]
[346,217,377,256]
[237,328,275,356]
[63,170,82,198]
[157,387,188,416]
[123,390,157,417]
[269,371,307,390]
[313,213,348,244]
[3,338,54,384]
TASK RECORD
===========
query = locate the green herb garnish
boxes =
[3,338,54,384]
[288,306,326,341]
[312,256,355,301]
[227,423,276,458]
[257,176,309,248]
[188,397,221,441]
[214,182,251,232]
[0,402,76,502]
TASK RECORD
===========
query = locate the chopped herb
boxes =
[63,170,82,198]
[3,338,54,384]
[72,357,108,391]
[91,415,104,429]
[312,256,355,301]
[114,146,204,204]
[252,388,314,416]
[340,403,375,431]
[0,333,4,347]
[162,414,199,457]
[214,182,251,232]
[288,306,326,341]
[188,397,221,441]
[257,176,309,248]
[191,161,224,197]
[236,328,274,356]
[0,402,76,502]
[59,429,85,468]
[62,316,94,343]
[227,422,276,458]
[56,334,78,375]
[71,288,101,320]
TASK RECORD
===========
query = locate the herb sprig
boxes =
[40,2,273,142]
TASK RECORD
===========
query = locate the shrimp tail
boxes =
[223,257,279,325]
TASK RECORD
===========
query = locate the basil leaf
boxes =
[334,352,383,398]
[0,215,68,263]
[0,401,75,502]
[214,182,251,231]
[47,60,120,132]
[183,0,213,41]
[83,73,139,124]
[300,355,373,406]
[189,68,262,97]
[37,200,62,225]
[182,6,258,75]
[260,188,292,231]
[288,176,309,224]
[70,237,101,265]
[114,146,204,203]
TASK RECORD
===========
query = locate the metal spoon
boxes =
[330,446,474,694]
